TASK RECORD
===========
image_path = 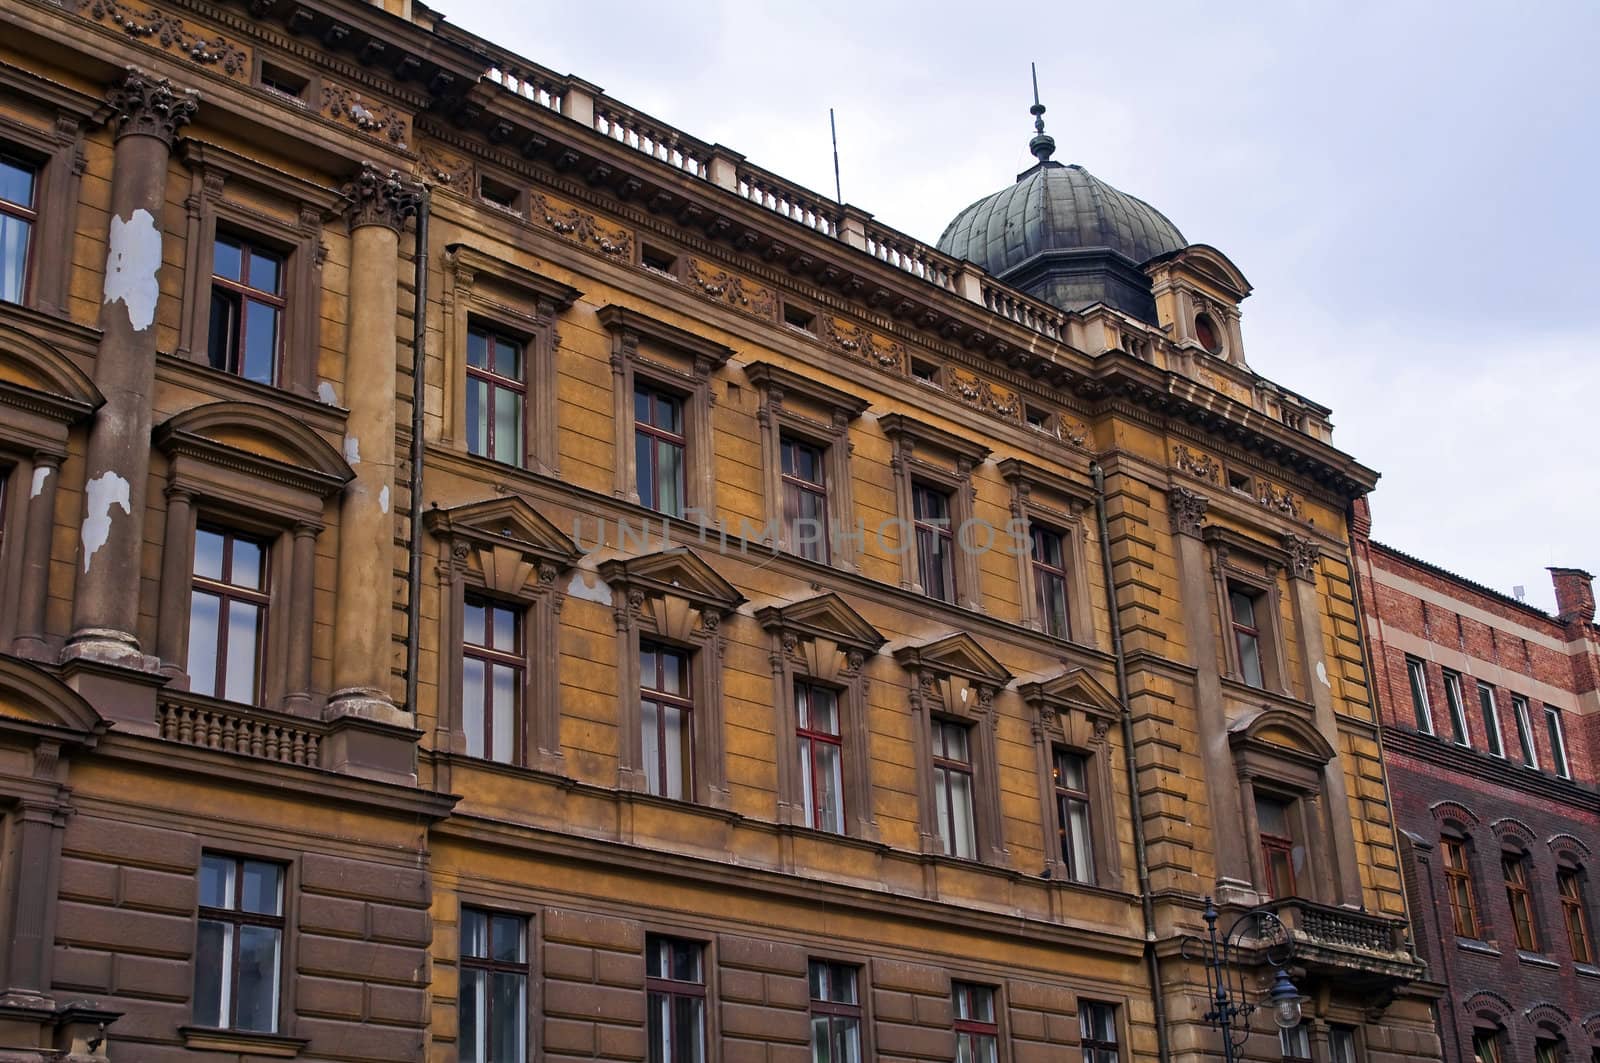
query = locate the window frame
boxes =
[1477,682,1505,757]
[931,716,979,861]
[634,382,690,519]
[1254,790,1299,901]
[644,933,708,1063]
[1329,1024,1361,1063]
[780,435,830,563]
[1030,523,1073,640]
[464,322,529,468]
[880,414,990,611]
[1502,847,1540,952]
[1230,584,1269,690]
[1471,1029,1504,1063]
[206,231,287,386]
[1278,1022,1312,1063]
[186,525,272,706]
[0,151,39,307]
[807,958,863,1063]
[457,904,531,1063]
[1051,746,1095,884]
[1511,695,1539,768]
[1204,529,1292,697]
[1441,669,1470,746]
[0,71,94,316]
[912,479,958,605]
[1543,704,1570,779]
[1556,864,1593,965]
[461,595,525,766]
[1441,834,1481,940]
[795,679,846,833]
[640,640,696,802]
[1405,657,1434,734]
[192,851,287,1034]
[1021,674,1122,888]
[950,981,1000,1063]
[1001,457,1102,641]
[1079,999,1123,1063]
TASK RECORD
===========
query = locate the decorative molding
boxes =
[104,65,199,146]
[949,366,1020,420]
[1256,478,1304,520]
[1167,486,1209,538]
[85,0,248,78]
[1172,444,1221,484]
[340,162,419,232]
[420,145,471,187]
[821,315,904,370]
[321,83,408,147]
[1283,533,1320,582]
[685,257,775,319]
[528,191,633,259]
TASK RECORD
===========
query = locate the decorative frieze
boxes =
[85,0,248,78]
[685,258,775,318]
[822,316,904,371]
[1172,443,1221,484]
[420,145,471,187]
[528,191,633,259]
[1256,478,1303,520]
[321,84,407,147]
[340,162,419,232]
[104,66,198,146]
[949,366,1020,420]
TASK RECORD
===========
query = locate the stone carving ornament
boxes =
[529,192,633,259]
[1167,485,1209,538]
[340,162,420,232]
[87,0,247,77]
[322,84,408,146]
[105,66,199,146]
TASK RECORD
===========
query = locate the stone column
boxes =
[326,164,416,726]
[1,797,69,1002]
[282,521,319,715]
[11,452,62,660]
[66,69,196,672]
[154,485,193,675]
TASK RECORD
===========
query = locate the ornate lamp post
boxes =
[1185,896,1304,1063]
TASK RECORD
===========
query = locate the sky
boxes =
[437,0,1600,612]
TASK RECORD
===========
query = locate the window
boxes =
[207,235,285,386]
[0,154,36,304]
[1441,837,1480,938]
[1226,468,1253,495]
[797,682,845,833]
[910,358,939,384]
[1024,405,1049,431]
[1330,1026,1360,1063]
[641,643,693,800]
[194,854,284,1033]
[1194,312,1222,355]
[1279,1023,1312,1063]
[478,173,521,212]
[1230,586,1266,689]
[1256,792,1297,899]
[466,326,526,467]
[463,598,522,764]
[635,385,687,518]
[1031,524,1071,639]
[951,982,998,1063]
[641,244,678,276]
[783,302,816,333]
[808,960,861,1063]
[1535,1041,1561,1063]
[1442,671,1470,746]
[913,482,956,604]
[781,436,829,562]
[1545,705,1571,779]
[257,62,309,101]
[1079,1001,1121,1063]
[1503,850,1539,951]
[459,908,528,1063]
[1052,748,1094,884]
[1471,1031,1503,1063]
[1478,683,1504,757]
[187,528,268,705]
[1406,657,1434,734]
[1558,867,1593,964]
[1511,695,1539,767]
[646,936,705,1063]
[932,719,977,859]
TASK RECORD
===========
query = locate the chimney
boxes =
[1348,496,1372,541]
[1548,567,1596,623]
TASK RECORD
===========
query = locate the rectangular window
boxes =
[797,682,845,834]
[1544,705,1570,779]
[1406,657,1434,734]
[808,960,861,1063]
[646,936,705,1063]
[1502,852,1539,951]
[459,907,528,1063]
[913,482,956,603]
[194,853,284,1033]
[1052,747,1094,884]
[1255,792,1297,900]
[466,326,526,467]
[781,436,829,562]
[951,982,998,1063]
[1478,683,1504,757]
[1442,671,1470,746]
[1471,1031,1502,1063]
[1535,1041,1560,1063]
[1558,867,1593,965]
[207,235,284,386]
[1329,1025,1359,1063]
[635,385,687,518]
[783,302,816,333]
[187,528,268,705]
[1511,695,1539,768]
[932,719,977,859]
[463,597,522,764]
[257,62,309,102]
[1080,1000,1121,1063]
[1441,837,1480,938]
[1279,1023,1312,1063]
[1230,587,1266,689]
[0,154,37,304]
[641,643,693,800]
[1030,523,1071,639]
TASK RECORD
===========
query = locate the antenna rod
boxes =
[830,107,842,205]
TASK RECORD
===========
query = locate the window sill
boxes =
[1575,963,1600,980]
[1516,950,1559,970]
[179,1026,308,1057]
[1455,938,1500,957]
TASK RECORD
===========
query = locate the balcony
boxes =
[1263,898,1426,986]
[157,692,326,768]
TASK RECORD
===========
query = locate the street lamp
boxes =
[1184,895,1303,1063]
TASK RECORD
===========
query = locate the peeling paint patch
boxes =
[30,465,51,498]
[343,435,361,465]
[1316,660,1331,688]
[102,210,161,332]
[317,381,338,405]
[379,485,390,513]
[566,571,613,605]
[81,471,131,572]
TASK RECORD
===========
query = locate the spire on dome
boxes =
[1028,62,1055,164]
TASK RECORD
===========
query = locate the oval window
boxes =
[1194,313,1222,355]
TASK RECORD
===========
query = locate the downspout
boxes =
[404,188,430,716]
[1091,462,1171,1063]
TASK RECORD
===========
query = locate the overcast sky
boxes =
[440,0,1599,613]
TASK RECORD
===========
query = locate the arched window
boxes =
[1556,858,1594,965]
[1440,827,1482,939]
[1501,845,1541,952]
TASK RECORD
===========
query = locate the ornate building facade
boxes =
[1352,514,1600,1063]
[0,0,1442,1059]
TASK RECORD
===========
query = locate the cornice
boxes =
[595,303,735,367]
[742,360,870,419]
[1384,726,1600,812]
[445,242,582,311]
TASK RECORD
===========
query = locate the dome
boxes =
[937,161,1187,277]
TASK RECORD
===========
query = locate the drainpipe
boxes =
[403,188,430,716]
[1092,462,1171,1063]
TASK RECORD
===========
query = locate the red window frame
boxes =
[912,481,955,603]
[635,384,687,517]
[951,981,998,1063]
[189,527,270,705]
[1229,586,1265,688]
[808,959,861,1059]
[208,234,285,384]
[1255,793,1296,900]
[195,852,285,1032]
[780,435,829,562]
[640,642,694,800]
[796,681,845,833]
[466,325,527,466]
[1030,522,1071,638]
[1441,837,1480,938]
[463,596,524,765]
[1502,851,1539,951]
[0,153,38,304]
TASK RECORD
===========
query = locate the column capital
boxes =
[1282,533,1322,581]
[341,162,420,232]
[1167,485,1210,538]
[105,67,198,146]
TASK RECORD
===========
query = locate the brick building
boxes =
[1352,504,1600,1062]
[0,0,1442,1058]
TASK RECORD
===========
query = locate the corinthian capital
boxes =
[1167,485,1210,538]
[1282,533,1321,582]
[106,67,199,146]
[340,162,420,232]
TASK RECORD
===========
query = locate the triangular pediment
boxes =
[755,592,885,652]
[425,496,582,565]
[598,548,744,612]
[0,653,108,741]
[1018,667,1120,718]
[155,401,353,496]
[894,631,1012,686]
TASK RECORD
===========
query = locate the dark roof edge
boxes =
[1370,540,1559,625]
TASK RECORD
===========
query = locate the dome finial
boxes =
[1028,62,1055,164]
